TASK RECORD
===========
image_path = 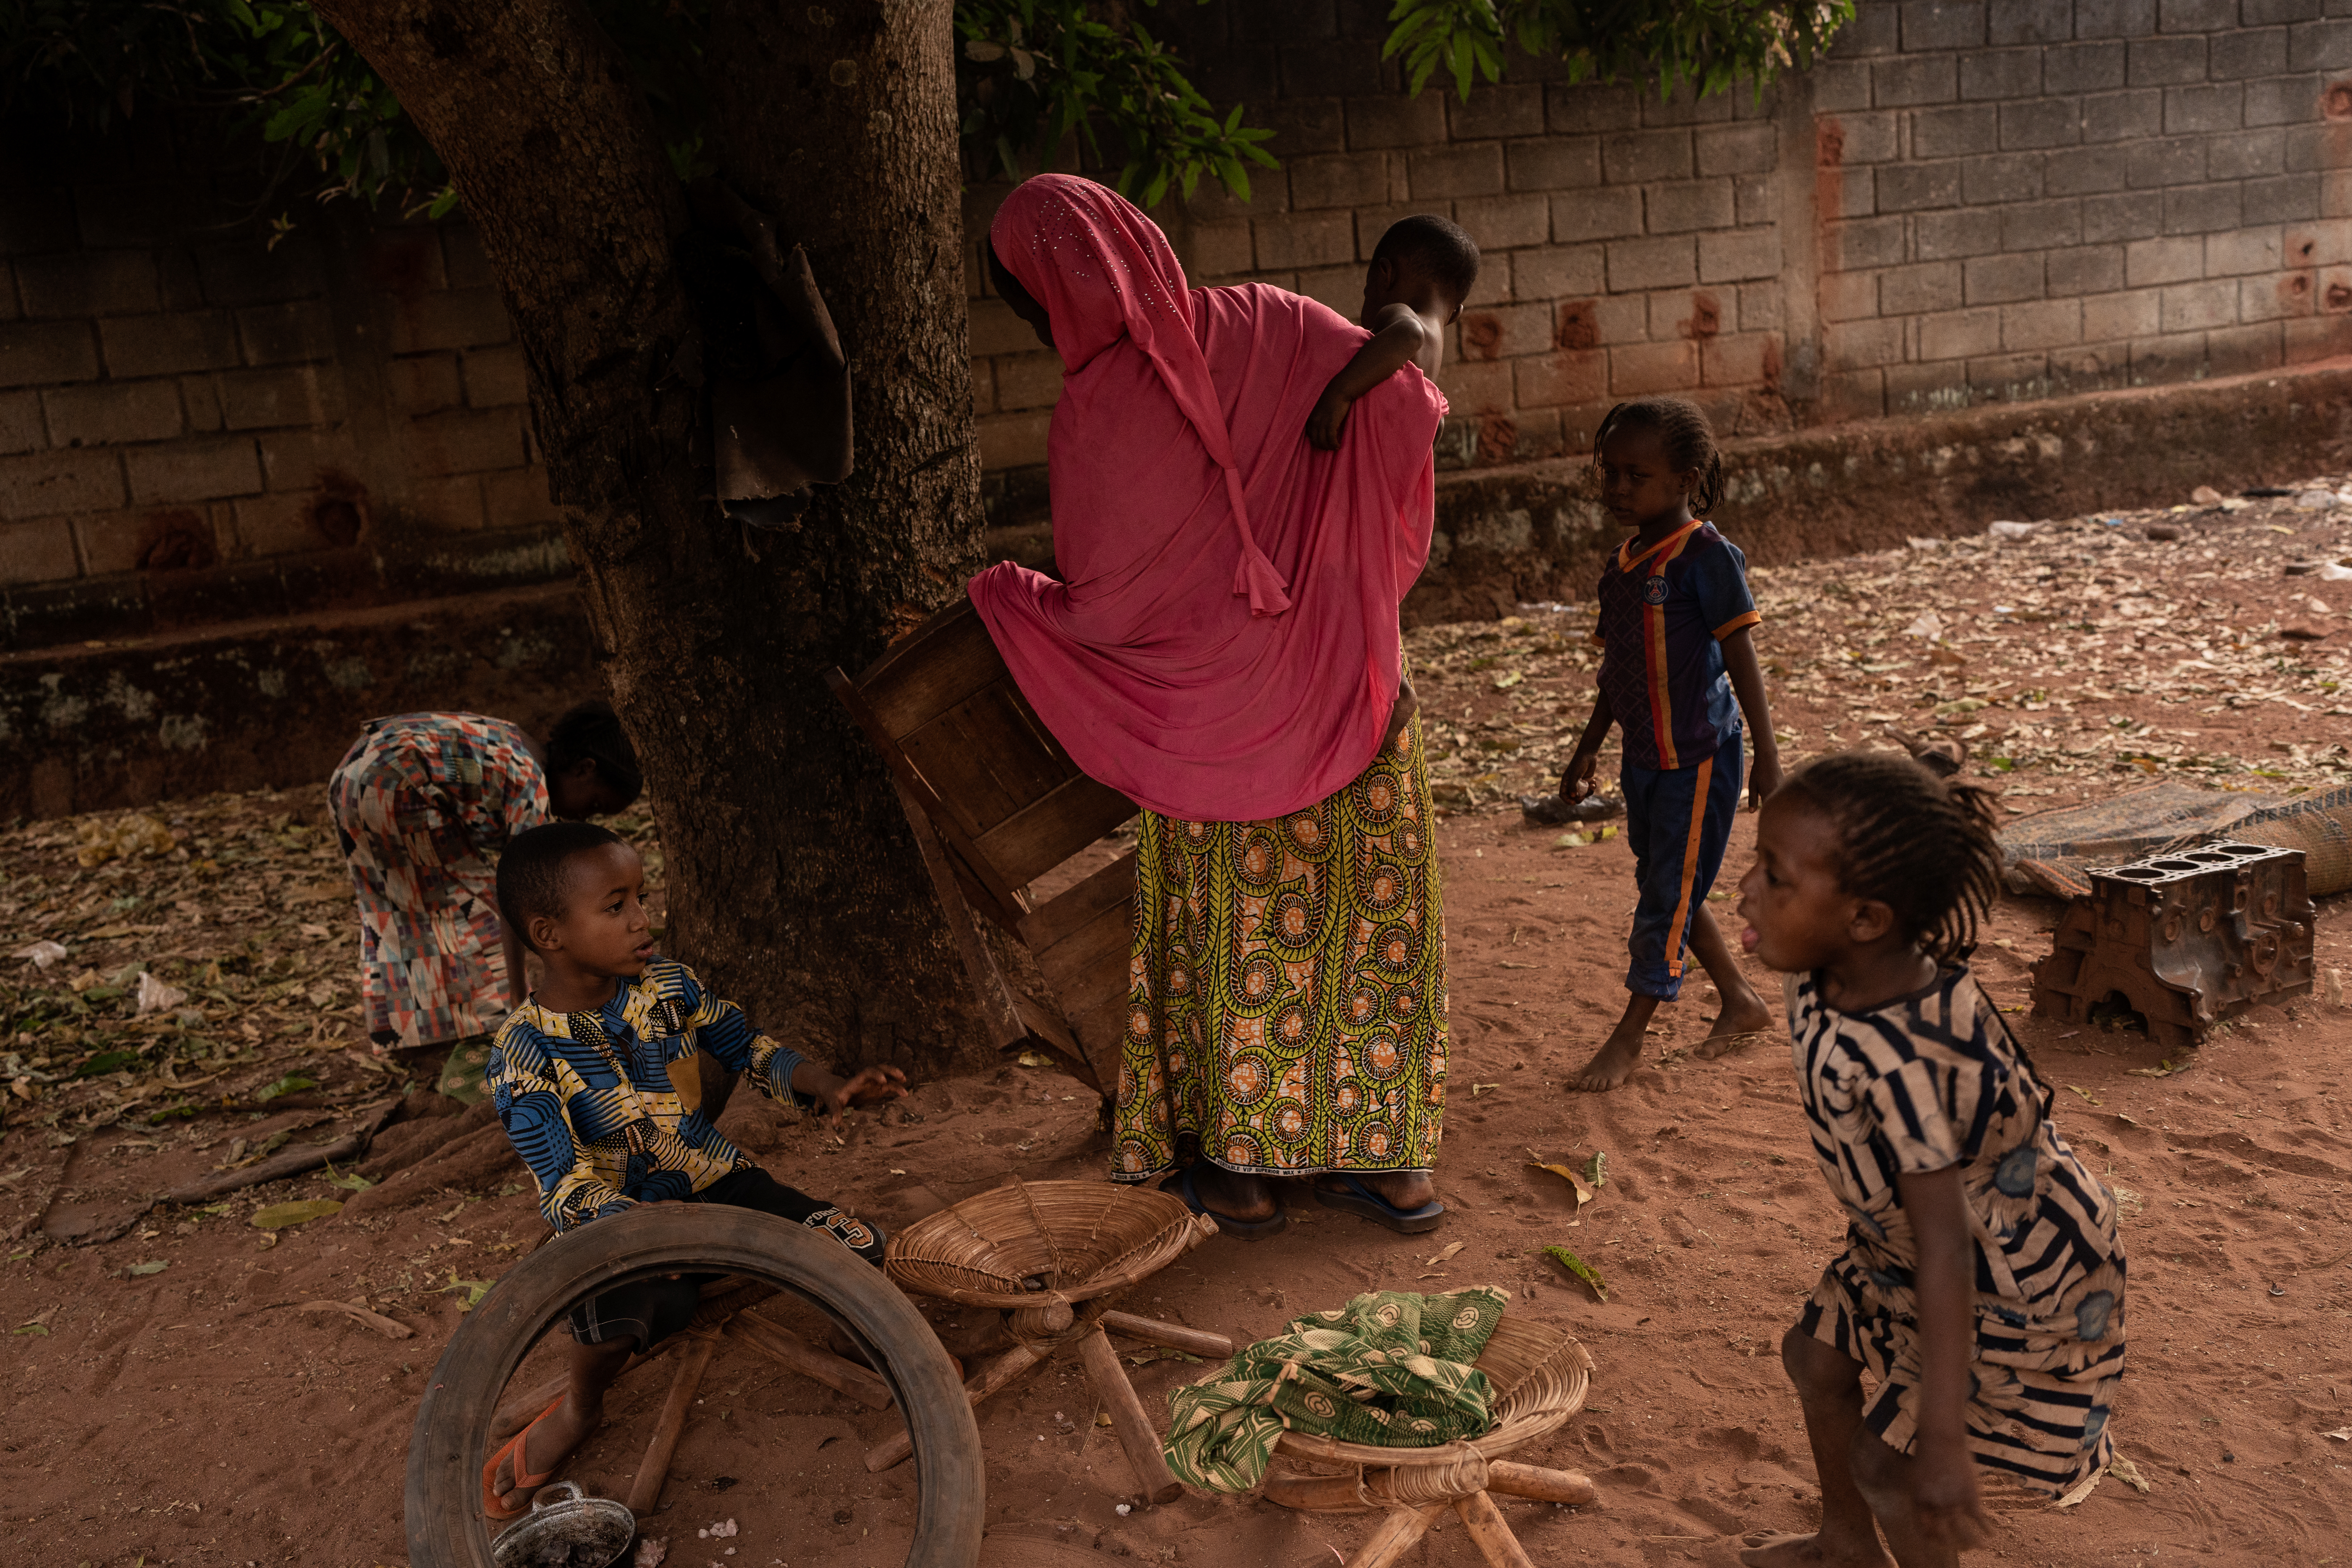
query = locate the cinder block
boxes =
[40,379,182,446]
[402,406,527,478]
[1644,180,1735,234]
[1255,210,1356,270]
[0,517,77,583]
[2160,0,2242,29]
[1694,124,1777,176]
[402,474,488,534]
[2083,89,2166,142]
[2244,72,2326,124]
[2161,277,2240,329]
[1882,260,1966,315]
[1813,61,1875,115]
[1963,153,2046,205]
[1884,363,1970,411]
[2128,233,2207,283]
[1699,331,1780,387]
[1820,367,1887,421]
[481,464,564,528]
[1739,280,1783,332]
[2047,244,2129,295]
[455,344,526,411]
[2047,146,2131,195]
[1963,49,2044,101]
[1446,85,1544,141]
[1876,55,1960,108]
[257,429,360,493]
[180,374,221,432]
[219,366,346,430]
[1551,188,1645,243]
[1355,203,1435,260]
[1917,306,2004,360]
[0,320,99,388]
[1913,104,2001,160]
[1831,2,1901,55]
[2165,82,2245,134]
[0,446,124,515]
[1990,0,2076,44]
[2130,36,2209,85]
[15,251,158,318]
[1967,350,2052,395]
[1734,175,1774,227]
[977,409,1051,470]
[1289,152,1395,211]
[2286,216,2352,263]
[2288,18,2352,69]
[991,350,1064,412]
[2002,297,2084,349]
[1512,350,1607,408]
[96,311,239,378]
[1826,215,1908,270]
[389,353,463,416]
[2208,127,2288,180]
[2208,318,2286,373]
[1409,144,1506,199]
[2207,227,2286,275]
[193,238,327,308]
[2242,269,2319,318]
[1506,138,1600,191]
[1511,246,1605,300]
[1640,82,1734,129]
[2084,191,2167,241]
[2001,99,2083,149]
[1279,40,1385,99]
[2327,167,2352,217]
[2164,182,2244,233]
[1966,253,2046,302]
[1345,94,1447,150]
[2210,27,2291,80]
[968,358,995,417]
[442,224,496,290]
[1824,316,1907,370]
[1454,301,1554,360]
[1601,130,1692,185]
[1609,339,1699,394]
[2083,287,2164,339]
[1546,82,1642,136]
[1820,268,1881,323]
[1834,111,1903,165]
[1454,193,1550,251]
[122,437,256,505]
[2049,342,2130,387]
[2003,199,2084,251]
[1900,1,1987,52]
[0,390,40,454]
[2045,41,2129,94]
[1605,236,1696,292]
[2285,123,2337,173]
[1917,208,2005,259]
[1592,294,1649,343]
[1190,223,1255,279]
[1264,99,1348,157]
[2127,138,2207,187]
[1298,264,1359,315]
[236,299,336,366]
[385,287,513,354]
[1876,163,1965,212]
[2283,310,2352,360]
[2246,0,2324,23]
[1699,229,1780,283]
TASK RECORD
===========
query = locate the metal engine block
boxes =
[2030,841,2315,1051]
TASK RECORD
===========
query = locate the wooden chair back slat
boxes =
[972,775,1140,891]
[857,598,1014,738]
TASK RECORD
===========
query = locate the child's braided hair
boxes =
[1591,396,1725,514]
[1776,750,2003,964]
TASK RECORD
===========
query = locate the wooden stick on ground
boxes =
[864,1340,1043,1472]
[1486,1460,1596,1506]
[1453,1488,1538,1568]
[627,1333,717,1516]
[1096,1309,1233,1360]
[160,1097,400,1205]
[1076,1323,1183,1505]
[728,1312,893,1409]
[1351,1503,1447,1568]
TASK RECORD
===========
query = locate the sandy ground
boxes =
[4,490,2352,1567]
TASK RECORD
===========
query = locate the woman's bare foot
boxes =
[1694,991,1776,1059]
[1188,1162,1278,1224]
[1737,1531,1894,1568]
[1565,1024,1648,1092]
[488,1392,601,1505]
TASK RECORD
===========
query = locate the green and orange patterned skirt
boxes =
[1111,719,1448,1182]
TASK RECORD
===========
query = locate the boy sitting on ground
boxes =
[479,821,905,1519]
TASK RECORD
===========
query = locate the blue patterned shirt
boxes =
[488,957,809,1233]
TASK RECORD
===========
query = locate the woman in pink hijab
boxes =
[969,175,1454,1236]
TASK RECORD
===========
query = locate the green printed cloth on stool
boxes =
[1161,1286,1507,1494]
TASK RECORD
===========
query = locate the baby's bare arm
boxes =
[1308,306,1429,450]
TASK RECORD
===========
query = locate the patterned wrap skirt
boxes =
[1112,719,1448,1181]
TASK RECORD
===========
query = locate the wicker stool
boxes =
[868,1177,1226,1502]
[1261,1315,1598,1568]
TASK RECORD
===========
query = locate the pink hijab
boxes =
[967,175,1446,821]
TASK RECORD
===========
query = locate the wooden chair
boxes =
[826,594,1140,1094]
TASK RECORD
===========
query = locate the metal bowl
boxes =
[490,1481,636,1568]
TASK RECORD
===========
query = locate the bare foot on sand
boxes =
[1694,992,1776,1059]
[1565,1022,1648,1092]
[488,1392,601,1507]
[1737,1531,1894,1568]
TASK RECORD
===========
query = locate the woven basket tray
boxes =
[886,1177,1211,1309]
[1271,1313,1595,1468]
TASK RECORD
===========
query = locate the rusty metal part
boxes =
[2031,842,2315,1050]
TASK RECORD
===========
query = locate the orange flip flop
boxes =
[481,1396,566,1521]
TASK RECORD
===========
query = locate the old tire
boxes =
[404,1203,984,1568]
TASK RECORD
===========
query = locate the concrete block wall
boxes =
[966,0,2352,485]
[0,117,562,650]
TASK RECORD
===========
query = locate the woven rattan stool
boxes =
[1261,1315,1598,1568]
[868,1177,1226,1502]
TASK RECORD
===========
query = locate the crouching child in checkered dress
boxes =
[1731,753,2126,1568]
[476,821,906,1521]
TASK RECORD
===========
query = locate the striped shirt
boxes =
[1594,520,1759,772]
[1788,966,2126,1366]
[488,958,808,1234]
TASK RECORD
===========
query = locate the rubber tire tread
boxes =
[403,1203,983,1567]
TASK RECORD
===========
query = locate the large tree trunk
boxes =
[311,0,985,1071]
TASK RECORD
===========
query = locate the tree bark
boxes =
[308,0,985,1069]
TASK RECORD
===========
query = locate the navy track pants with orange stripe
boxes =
[1620,728,1744,1000]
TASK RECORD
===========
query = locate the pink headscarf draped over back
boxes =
[967,175,1447,821]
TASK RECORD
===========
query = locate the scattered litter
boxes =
[1584,1151,1608,1189]
[1540,1246,1608,1302]
[2296,489,2336,510]
[2064,1085,2101,1106]
[1986,520,2039,539]
[707,1520,738,1539]
[1015,1051,1055,1069]
[2190,486,2223,506]
[1491,669,1524,691]
[1115,1504,1133,1516]
[1551,826,1615,849]
[75,813,175,868]
[125,1260,167,1276]
[134,971,187,1017]
[2323,1428,2352,1441]
[11,940,67,970]
[1902,610,1944,640]
[439,1271,493,1310]
[2107,1455,2153,1494]
[251,1199,343,1230]
[1526,1158,1594,1210]
[635,1539,669,1568]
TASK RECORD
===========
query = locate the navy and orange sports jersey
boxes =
[1593,519,1760,772]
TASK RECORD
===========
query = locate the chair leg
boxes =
[1077,1323,1184,1504]
[627,1334,717,1515]
[864,1340,1044,1472]
[1350,1502,1447,1568]
[1454,1488,1538,1568]
[890,778,1026,1051]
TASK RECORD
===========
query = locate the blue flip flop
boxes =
[1312,1172,1446,1234]
[1159,1167,1287,1240]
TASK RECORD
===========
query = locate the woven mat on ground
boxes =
[1999,783,2352,899]
[1161,1286,1506,1495]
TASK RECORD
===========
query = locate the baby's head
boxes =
[1737,752,2002,974]
[497,821,652,979]
[543,700,643,822]
[1362,215,1480,328]
[1590,396,1724,533]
